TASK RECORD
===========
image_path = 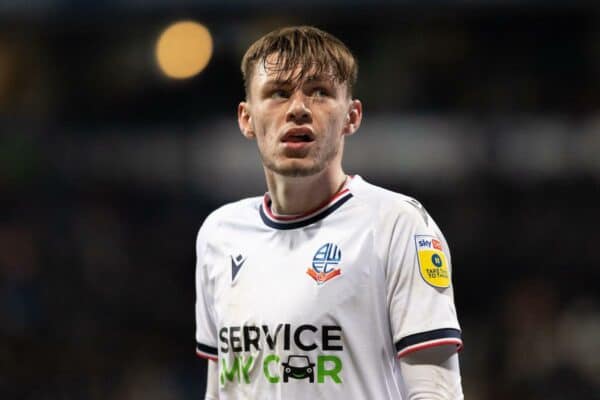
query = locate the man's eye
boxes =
[271,90,289,99]
[311,88,328,97]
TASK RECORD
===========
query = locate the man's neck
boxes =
[264,168,348,216]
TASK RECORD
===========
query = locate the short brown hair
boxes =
[241,26,358,97]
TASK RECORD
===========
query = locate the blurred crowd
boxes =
[2,2,600,399]
[1,177,209,398]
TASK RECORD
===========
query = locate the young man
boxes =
[195,26,464,399]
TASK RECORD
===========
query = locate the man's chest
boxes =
[208,225,381,326]
[203,217,400,395]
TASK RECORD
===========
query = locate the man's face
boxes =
[238,55,361,178]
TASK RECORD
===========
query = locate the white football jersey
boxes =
[195,175,462,399]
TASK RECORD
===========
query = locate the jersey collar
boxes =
[259,176,354,230]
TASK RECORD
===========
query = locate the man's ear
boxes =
[343,99,363,136]
[238,102,255,139]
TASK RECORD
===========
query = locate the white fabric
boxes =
[399,345,464,399]
[195,175,462,399]
[206,348,463,400]
[205,360,219,400]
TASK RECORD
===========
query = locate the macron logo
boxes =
[231,254,246,282]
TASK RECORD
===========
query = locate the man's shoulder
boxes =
[350,175,426,220]
[351,176,444,247]
[208,196,262,220]
[198,196,262,235]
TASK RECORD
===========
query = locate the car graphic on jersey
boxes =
[282,355,315,383]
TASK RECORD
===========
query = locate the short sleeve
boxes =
[195,219,219,361]
[386,204,463,358]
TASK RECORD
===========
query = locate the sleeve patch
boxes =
[415,235,450,288]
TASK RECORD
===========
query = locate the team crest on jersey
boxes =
[306,243,342,284]
[415,235,450,288]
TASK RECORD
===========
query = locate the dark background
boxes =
[2,1,600,399]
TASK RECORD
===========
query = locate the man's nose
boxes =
[285,93,312,123]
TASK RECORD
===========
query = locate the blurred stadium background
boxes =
[2,1,600,399]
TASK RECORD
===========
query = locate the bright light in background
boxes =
[155,21,213,79]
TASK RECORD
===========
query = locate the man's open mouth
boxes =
[282,128,315,143]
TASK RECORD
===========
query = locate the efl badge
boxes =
[415,235,450,288]
[307,243,342,284]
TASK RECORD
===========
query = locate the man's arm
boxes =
[398,344,463,400]
[205,359,219,400]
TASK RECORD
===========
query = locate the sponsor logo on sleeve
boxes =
[415,235,450,288]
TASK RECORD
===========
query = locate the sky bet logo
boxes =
[418,238,442,250]
[218,324,343,386]
[415,234,450,288]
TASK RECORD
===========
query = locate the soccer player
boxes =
[195,26,464,399]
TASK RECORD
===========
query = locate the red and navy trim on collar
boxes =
[259,184,353,230]
[395,328,463,358]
